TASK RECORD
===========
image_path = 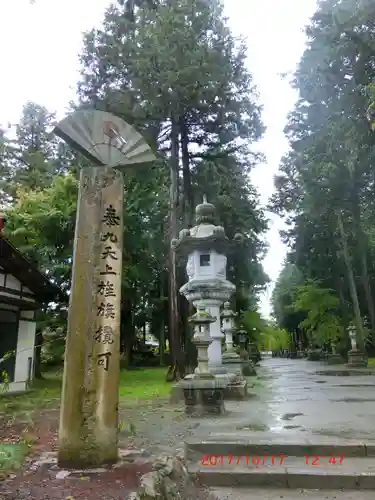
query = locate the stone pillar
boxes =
[58,167,103,467]
[93,168,123,464]
[58,167,123,467]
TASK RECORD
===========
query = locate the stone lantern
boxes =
[191,305,216,377]
[221,302,241,373]
[347,323,367,367]
[179,305,227,416]
[171,196,243,374]
[236,329,256,376]
[327,338,343,365]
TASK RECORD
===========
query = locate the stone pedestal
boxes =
[223,379,248,400]
[180,375,227,417]
[347,349,367,367]
[307,348,322,361]
[222,351,242,376]
[241,359,257,376]
[326,353,344,365]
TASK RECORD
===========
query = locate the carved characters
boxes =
[94,203,121,372]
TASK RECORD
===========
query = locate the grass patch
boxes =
[0,372,61,417]
[119,367,170,400]
[0,443,29,473]
[0,367,170,418]
[368,357,375,368]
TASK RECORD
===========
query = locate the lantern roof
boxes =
[171,196,244,255]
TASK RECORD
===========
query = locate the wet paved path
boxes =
[195,356,375,440]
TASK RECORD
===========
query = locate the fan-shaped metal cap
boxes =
[54,110,156,168]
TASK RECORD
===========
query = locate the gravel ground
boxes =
[0,398,215,500]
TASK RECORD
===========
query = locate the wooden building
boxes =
[0,229,64,393]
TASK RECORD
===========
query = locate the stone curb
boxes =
[189,465,375,490]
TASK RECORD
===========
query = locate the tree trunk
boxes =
[159,270,165,366]
[168,117,184,380]
[180,117,194,227]
[337,211,365,352]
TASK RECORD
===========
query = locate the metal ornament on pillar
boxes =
[171,196,243,374]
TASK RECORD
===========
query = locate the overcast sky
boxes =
[0,0,317,317]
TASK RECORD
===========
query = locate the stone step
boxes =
[207,487,375,499]
[188,456,375,489]
[185,437,375,460]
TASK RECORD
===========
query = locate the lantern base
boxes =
[223,379,248,400]
[241,360,257,376]
[179,376,227,417]
[347,349,367,368]
[326,353,344,365]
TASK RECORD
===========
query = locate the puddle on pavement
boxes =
[281,412,304,421]
[335,384,375,388]
[331,398,375,403]
[314,429,368,439]
[236,423,269,431]
[316,370,375,376]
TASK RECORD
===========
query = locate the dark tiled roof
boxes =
[0,233,66,303]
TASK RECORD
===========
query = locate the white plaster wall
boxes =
[4,304,19,311]
[14,319,36,383]
[6,381,27,393]
[6,275,22,290]
[20,310,34,320]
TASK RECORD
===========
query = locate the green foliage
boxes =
[270,0,375,350]
[0,0,269,374]
[261,326,290,351]
[292,280,342,346]
[4,173,77,292]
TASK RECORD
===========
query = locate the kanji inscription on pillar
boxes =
[94,185,123,376]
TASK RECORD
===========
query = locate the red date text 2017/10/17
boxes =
[200,455,345,467]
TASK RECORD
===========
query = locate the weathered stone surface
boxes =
[307,349,322,361]
[133,454,190,500]
[348,350,368,367]
[241,360,256,376]
[326,354,344,365]
[223,380,248,400]
[170,384,184,404]
[138,471,161,499]
[161,476,179,499]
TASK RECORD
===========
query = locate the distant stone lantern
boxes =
[347,322,367,367]
[221,302,236,352]
[348,324,357,351]
[221,302,242,377]
[237,330,248,349]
